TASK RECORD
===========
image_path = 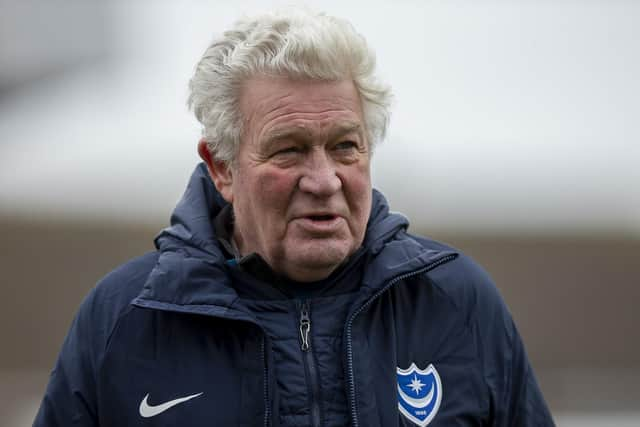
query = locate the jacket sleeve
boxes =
[33,288,100,426]
[471,260,555,426]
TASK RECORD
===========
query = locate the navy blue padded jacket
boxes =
[34,163,554,426]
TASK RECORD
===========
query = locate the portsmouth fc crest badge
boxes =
[397,363,442,426]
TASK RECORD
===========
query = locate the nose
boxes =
[298,150,342,197]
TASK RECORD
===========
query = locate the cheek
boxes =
[345,166,372,208]
[254,170,298,215]
[341,166,372,237]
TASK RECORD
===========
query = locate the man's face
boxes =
[203,76,372,282]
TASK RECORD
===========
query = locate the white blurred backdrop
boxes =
[1,0,637,234]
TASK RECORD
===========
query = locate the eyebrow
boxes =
[328,123,363,141]
[263,122,363,146]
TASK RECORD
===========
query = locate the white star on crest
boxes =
[408,374,425,395]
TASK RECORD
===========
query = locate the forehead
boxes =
[239,76,365,141]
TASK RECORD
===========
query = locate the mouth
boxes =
[307,214,337,221]
[295,213,344,233]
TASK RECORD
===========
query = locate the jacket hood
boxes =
[154,163,227,258]
[134,163,454,314]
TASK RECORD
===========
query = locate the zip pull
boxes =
[299,301,311,351]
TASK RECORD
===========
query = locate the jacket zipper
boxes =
[299,300,322,427]
[261,336,270,427]
[344,254,457,427]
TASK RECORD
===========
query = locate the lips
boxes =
[307,214,337,221]
[294,213,344,233]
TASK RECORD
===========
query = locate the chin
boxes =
[285,242,354,276]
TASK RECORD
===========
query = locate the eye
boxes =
[334,140,358,151]
[273,146,300,156]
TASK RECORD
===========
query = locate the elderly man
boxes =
[35,9,554,427]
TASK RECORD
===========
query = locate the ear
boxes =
[198,139,234,203]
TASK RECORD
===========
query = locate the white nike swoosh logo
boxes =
[138,392,203,418]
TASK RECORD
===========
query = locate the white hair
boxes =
[188,8,392,164]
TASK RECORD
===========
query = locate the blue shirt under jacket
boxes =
[34,163,554,427]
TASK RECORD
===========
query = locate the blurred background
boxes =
[1,0,638,425]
